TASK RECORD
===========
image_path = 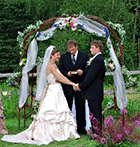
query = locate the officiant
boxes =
[59,39,89,134]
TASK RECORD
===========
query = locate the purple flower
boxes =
[121,108,127,115]
[91,133,97,140]
[101,137,107,145]
[109,115,115,121]
[104,115,114,125]
[89,112,93,119]
[118,119,122,123]
[135,120,140,125]
[64,19,68,24]
[135,120,140,129]
[92,117,98,126]
[115,134,122,142]
[124,128,131,135]
[94,126,100,134]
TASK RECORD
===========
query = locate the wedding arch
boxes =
[18,15,128,126]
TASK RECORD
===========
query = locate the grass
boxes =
[0,118,98,147]
[0,82,140,146]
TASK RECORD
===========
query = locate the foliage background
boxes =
[0,0,140,73]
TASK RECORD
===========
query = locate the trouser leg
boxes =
[88,100,102,134]
[65,95,73,110]
[75,96,86,134]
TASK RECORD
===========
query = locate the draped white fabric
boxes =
[36,28,56,41]
[72,99,91,131]
[77,15,106,37]
[19,15,127,110]
[35,46,54,101]
[19,39,38,108]
[107,37,128,109]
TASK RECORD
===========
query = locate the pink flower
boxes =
[69,22,73,27]
[94,126,100,134]
[135,120,140,129]
[92,117,98,126]
[101,137,107,145]
[104,115,114,125]
[118,119,122,123]
[135,120,140,125]
[91,133,97,140]
[89,112,93,119]
[64,19,68,24]
[115,134,122,142]
[121,108,127,115]
[124,128,131,135]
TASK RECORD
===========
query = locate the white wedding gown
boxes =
[2,70,80,145]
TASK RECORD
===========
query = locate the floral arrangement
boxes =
[106,21,126,44]
[89,109,140,146]
[17,20,43,52]
[58,17,83,31]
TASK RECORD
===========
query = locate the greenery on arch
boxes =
[16,16,138,88]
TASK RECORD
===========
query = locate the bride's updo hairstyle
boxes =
[51,47,60,56]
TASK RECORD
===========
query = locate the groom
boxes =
[59,40,89,134]
[74,40,106,134]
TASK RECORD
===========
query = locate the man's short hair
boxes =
[91,40,103,51]
[67,40,77,48]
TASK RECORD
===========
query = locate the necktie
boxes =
[72,54,76,65]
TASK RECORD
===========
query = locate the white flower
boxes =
[19,60,23,66]
[71,25,77,31]
[36,20,43,28]
[59,24,63,30]
[31,114,36,119]
[2,92,8,96]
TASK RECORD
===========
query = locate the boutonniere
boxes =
[87,57,94,66]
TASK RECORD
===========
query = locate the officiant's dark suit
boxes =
[79,40,106,134]
[59,40,89,134]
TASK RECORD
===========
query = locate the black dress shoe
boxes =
[78,130,87,135]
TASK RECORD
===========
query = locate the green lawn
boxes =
[0,118,98,147]
[0,82,140,146]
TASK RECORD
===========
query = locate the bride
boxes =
[2,46,80,145]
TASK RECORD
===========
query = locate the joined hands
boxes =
[73,83,81,91]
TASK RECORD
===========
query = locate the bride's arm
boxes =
[49,64,75,86]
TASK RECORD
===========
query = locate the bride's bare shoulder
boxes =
[47,62,55,69]
[46,62,55,72]
[46,62,54,75]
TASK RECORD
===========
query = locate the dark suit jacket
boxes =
[79,54,106,101]
[59,50,89,97]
